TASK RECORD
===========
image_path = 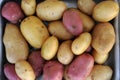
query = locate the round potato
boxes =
[48,21,73,40]
[20,16,49,48]
[93,1,119,22]
[41,36,59,60]
[36,0,67,21]
[72,32,92,55]
[21,0,36,16]
[15,60,35,80]
[57,40,74,65]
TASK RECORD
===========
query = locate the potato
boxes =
[57,40,74,65]
[86,65,113,80]
[63,8,83,36]
[2,1,24,23]
[3,23,29,63]
[43,60,64,80]
[64,53,94,80]
[72,32,92,55]
[78,0,96,15]
[36,0,67,21]
[20,16,49,48]
[48,21,73,40]
[4,63,21,80]
[92,50,109,64]
[92,22,115,54]
[93,1,119,22]
[21,0,36,16]
[41,36,59,60]
[28,50,45,77]
[15,60,35,80]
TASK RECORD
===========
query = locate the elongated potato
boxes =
[57,40,74,65]
[41,36,59,60]
[3,23,29,63]
[36,0,67,21]
[15,60,35,80]
[72,32,92,55]
[21,0,36,16]
[48,21,73,40]
[20,16,49,48]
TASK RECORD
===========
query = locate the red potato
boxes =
[28,50,45,77]
[64,53,94,80]
[63,8,83,36]
[43,60,64,80]
[2,2,24,23]
[4,63,21,80]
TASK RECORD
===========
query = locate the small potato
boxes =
[86,65,113,80]
[72,32,92,55]
[3,23,29,63]
[15,60,35,80]
[78,0,96,15]
[20,16,49,48]
[92,50,109,64]
[92,22,115,54]
[93,1,119,22]
[36,0,67,21]
[43,60,64,80]
[48,21,73,40]
[57,40,74,65]
[21,0,36,16]
[41,36,59,60]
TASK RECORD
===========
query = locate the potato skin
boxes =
[15,60,35,80]
[93,1,119,22]
[21,0,36,16]
[43,60,64,80]
[36,0,67,21]
[3,23,29,63]
[20,16,49,48]
[48,21,73,40]
[57,40,74,65]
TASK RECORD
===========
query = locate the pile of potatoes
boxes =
[2,0,119,80]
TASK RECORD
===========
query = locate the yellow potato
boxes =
[86,65,113,80]
[20,16,49,48]
[41,36,59,60]
[15,60,35,80]
[36,0,67,21]
[48,21,73,40]
[57,40,74,65]
[72,32,92,55]
[3,23,29,63]
[93,1,119,22]
[21,0,36,16]
[92,50,109,64]
[78,0,96,15]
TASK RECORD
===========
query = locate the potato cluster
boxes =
[2,0,119,80]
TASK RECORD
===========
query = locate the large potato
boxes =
[86,65,113,80]
[3,23,29,63]
[20,16,49,48]
[21,0,36,16]
[72,32,92,55]
[15,60,35,80]
[93,1,119,22]
[36,0,67,21]
[41,36,59,60]
[48,21,73,40]
[57,40,74,65]
[92,22,115,54]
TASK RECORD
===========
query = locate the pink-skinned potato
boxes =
[2,2,24,23]
[63,8,83,36]
[43,60,64,80]
[28,50,45,77]
[4,63,21,80]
